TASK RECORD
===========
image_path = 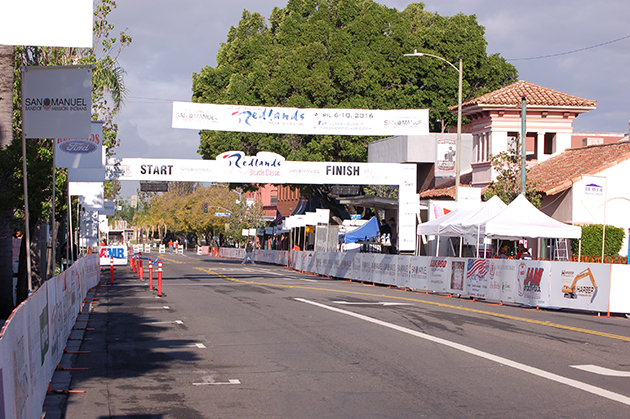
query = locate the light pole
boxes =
[404,50,463,201]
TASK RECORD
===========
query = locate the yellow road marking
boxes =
[195,266,630,343]
[159,256,186,264]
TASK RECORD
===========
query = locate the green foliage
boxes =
[193,0,517,162]
[483,151,542,208]
[0,0,131,226]
[1,0,131,225]
[136,184,240,244]
[571,224,626,257]
[225,199,266,243]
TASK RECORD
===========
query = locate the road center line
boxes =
[194,267,630,343]
[295,297,630,407]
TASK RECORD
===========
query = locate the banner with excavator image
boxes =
[549,262,611,312]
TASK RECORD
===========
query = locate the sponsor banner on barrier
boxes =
[429,258,449,292]
[464,258,490,299]
[0,255,99,419]
[409,256,429,291]
[302,251,316,272]
[449,258,467,294]
[336,252,354,279]
[369,254,385,285]
[383,255,398,286]
[487,260,516,302]
[99,246,128,266]
[396,256,411,288]
[349,253,362,281]
[549,262,610,312]
[514,260,552,307]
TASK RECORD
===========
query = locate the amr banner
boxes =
[172,102,429,136]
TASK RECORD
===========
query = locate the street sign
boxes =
[214,212,229,217]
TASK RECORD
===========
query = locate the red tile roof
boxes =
[419,142,630,199]
[457,80,597,109]
[529,141,630,195]
[418,172,473,200]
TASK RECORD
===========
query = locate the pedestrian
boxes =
[242,240,255,264]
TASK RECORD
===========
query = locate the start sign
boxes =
[99,246,128,266]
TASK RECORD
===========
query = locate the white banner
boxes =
[21,66,92,139]
[549,262,610,312]
[0,0,93,47]
[396,255,411,288]
[487,260,516,303]
[69,182,104,210]
[448,258,467,293]
[105,153,418,253]
[172,102,429,136]
[429,258,449,292]
[514,260,552,307]
[106,153,408,186]
[99,246,128,266]
[464,258,490,299]
[56,121,103,168]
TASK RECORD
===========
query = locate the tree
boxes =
[226,200,266,245]
[192,0,517,163]
[482,151,542,207]
[0,0,131,313]
[0,45,15,318]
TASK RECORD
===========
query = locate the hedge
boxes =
[571,224,626,257]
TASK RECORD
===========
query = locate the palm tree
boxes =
[0,45,15,318]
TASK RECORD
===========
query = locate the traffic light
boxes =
[203,203,208,213]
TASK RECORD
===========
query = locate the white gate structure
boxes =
[106,151,420,253]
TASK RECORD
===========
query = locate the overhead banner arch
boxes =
[106,151,419,253]
[172,102,429,136]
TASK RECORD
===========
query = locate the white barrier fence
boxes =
[212,248,630,314]
[0,254,101,419]
[287,251,630,314]
[219,248,289,266]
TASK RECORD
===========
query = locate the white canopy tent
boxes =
[417,195,581,258]
[484,195,581,240]
[438,196,508,257]
[417,209,469,236]
[417,208,476,256]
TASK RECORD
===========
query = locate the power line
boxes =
[507,34,630,61]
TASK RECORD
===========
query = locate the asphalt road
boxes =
[51,251,630,418]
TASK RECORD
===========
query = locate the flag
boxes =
[467,259,488,278]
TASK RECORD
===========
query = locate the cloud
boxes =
[109,0,630,199]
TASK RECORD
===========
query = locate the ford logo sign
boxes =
[59,140,98,154]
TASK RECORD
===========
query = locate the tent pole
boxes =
[435,235,440,257]
[459,236,463,257]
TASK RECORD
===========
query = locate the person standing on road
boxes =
[242,240,255,264]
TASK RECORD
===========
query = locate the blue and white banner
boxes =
[172,102,429,136]
[56,121,103,169]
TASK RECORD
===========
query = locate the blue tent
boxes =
[340,217,380,244]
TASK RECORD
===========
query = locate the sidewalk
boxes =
[42,264,168,419]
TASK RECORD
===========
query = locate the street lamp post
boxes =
[404,50,463,201]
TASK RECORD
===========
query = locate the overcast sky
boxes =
[108,0,630,197]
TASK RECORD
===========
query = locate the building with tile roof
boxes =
[459,80,599,188]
